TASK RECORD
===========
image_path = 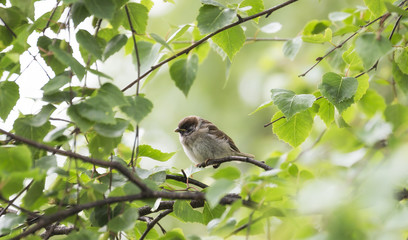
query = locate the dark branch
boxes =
[166,174,209,189]
[0,17,17,38]
[0,180,34,217]
[264,116,286,128]
[0,128,151,192]
[140,209,173,240]
[121,0,299,92]
[196,156,273,171]
[42,0,61,33]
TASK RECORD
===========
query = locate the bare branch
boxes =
[0,128,151,193]
[166,174,209,189]
[0,17,17,38]
[140,209,173,240]
[196,156,273,171]
[121,0,300,92]
[0,180,34,217]
[42,0,61,33]
[263,116,286,128]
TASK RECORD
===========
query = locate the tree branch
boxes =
[196,156,273,171]
[140,209,173,240]
[42,0,61,33]
[121,0,300,92]
[166,174,209,189]
[0,17,17,38]
[0,128,151,193]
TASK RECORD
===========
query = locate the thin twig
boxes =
[264,116,286,128]
[226,216,264,238]
[0,17,17,38]
[196,156,273,171]
[42,0,61,33]
[166,174,209,189]
[172,37,290,44]
[0,128,151,192]
[0,180,34,217]
[121,0,300,92]
[140,209,173,240]
[125,4,142,170]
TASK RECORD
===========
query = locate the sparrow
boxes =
[175,116,254,168]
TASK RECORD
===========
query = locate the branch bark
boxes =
[196,156,273,171]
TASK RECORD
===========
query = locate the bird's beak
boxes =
[174,128,185,133]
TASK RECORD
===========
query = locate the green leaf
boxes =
[48,44,86,80]
[392,62,408,95]
[76,30,103,59]
[395,47,408,75]
[203,203,225,225]
[89,134,121,159]
[87,68,113,80]
[167,24,191,43]
[205,179,235,208]
[84,0,116,19]
[0,213,26,235]
[0,26,14,51]
[272,110,314,148]
[94,119,129,138]
[384,104,408,131]
[138,144,175,161]
[364,0,392,17]
[132,41,161,74]
[385,2,408,17]
[158,228,186,240]
[35,155,58,173]
[212,26,245,60]
[249,101,273,115]
[120,96,153,123]
[41,72,70,94]
[173,200,203,223]
[71,2,91,28]
[97,83,128,107]
[108,207,139,232]
[37,37,67,75]
[14,117,51,141]
[239,0,264,23]
[316,97,335,126]
[28,104,56,127]
[67,104,94,132]
[354,74,369,101]
[359,89,386,117]
[0,145,32,173]
[271,89,316,119]
[10,0,35,20]
[328,12,351,22]
[150,33,172,51]
[75,99,116,124]
[66,229,100,240]
[169,54,199,96]
[283,36,302,60]
[22,178,45,209]
[103,34,127,60]
[122,3,149,34]
[319,72,358,104]
[355,33,392,69]
[302,20,331,43]
[196,5,236,34]
[212,166,241,180]
[0,81,19,121]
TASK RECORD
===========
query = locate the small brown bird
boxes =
[175,116,254,168]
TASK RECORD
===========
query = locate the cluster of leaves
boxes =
[1,0,408,239]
